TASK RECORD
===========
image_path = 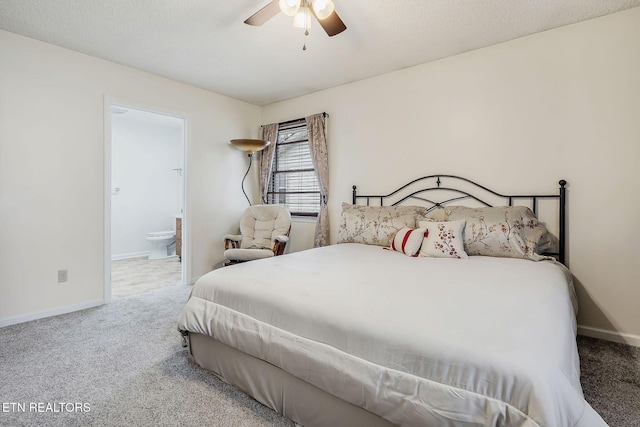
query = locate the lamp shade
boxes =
[279,0,301,16]
[230,139,271,155]
[312,0,334,20]
[293,6,312,28]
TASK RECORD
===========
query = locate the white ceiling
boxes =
[1,0,639,106]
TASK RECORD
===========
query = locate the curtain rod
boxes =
[261,112,328,128]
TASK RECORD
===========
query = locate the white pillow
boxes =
[389,227,426,256]
[419,220,468,259]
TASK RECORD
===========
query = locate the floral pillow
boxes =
[534,227,558,255]
[388,227,427,256]
[337,203,421,247]
[416,206,447,223]
[418,220,468,259]
[445,206,553,261]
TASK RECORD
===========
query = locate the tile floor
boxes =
[111,256,182,298]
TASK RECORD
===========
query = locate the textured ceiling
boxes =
[1,0,639,106]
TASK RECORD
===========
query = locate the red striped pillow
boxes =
[389,227,427,256]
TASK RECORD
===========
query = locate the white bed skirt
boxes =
[189,332,393,427]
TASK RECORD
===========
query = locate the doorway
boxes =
[104,101,187,301]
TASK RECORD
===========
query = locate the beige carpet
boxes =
[0,284,293,427]
[111,256,182,298]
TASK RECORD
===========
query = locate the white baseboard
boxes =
[112,251,150,260]
[0,299,104,328]
[578,325,640,347]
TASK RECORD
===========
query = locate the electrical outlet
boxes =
[57,269,68,283]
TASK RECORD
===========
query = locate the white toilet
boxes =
[146,231,176,260]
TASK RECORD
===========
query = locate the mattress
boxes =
[178,243,607,426]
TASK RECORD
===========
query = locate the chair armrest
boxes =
[224,234,242,250]
[273,235,289,256]
[274,235,289,243]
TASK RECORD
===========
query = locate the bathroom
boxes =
[110,105,185,297]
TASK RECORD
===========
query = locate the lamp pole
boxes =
[241,153,253,206]
[230,139,271,206]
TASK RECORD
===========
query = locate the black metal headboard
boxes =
[352,175,567,264]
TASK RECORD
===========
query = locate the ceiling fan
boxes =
[244,0,347,48]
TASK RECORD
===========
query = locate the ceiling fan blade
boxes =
[312,9,347,37]
[244,0,280,26]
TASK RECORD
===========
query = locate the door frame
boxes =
[103,96,189,302]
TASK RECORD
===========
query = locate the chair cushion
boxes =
[240,205,291,249]
[224,248,275,262]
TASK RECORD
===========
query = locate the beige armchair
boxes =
[224,205,291,266]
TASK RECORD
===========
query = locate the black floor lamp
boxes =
[230,139,271,205]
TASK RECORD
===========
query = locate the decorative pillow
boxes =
[388,227,427,256]
[416,206,447,223]
[445,206,552,261]
[337,203,421,247]
[536,229,559,254]
[418,220,468,259]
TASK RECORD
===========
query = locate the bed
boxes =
[178,175,608,427]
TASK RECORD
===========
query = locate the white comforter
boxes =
[178,243,607,427]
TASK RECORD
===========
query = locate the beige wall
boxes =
[0,30,260,325]
[262,8,640,343]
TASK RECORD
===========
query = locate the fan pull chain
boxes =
[303,2,309,51]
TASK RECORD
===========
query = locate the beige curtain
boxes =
[305,113,329,247]
[260,123,278,204]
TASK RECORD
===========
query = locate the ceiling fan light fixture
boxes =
[293,6,312,28]
[279,0,301,17]
[311,0,334,20]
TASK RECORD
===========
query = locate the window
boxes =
[267,119,320,216]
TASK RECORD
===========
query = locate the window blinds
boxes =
[267,119,320,216]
